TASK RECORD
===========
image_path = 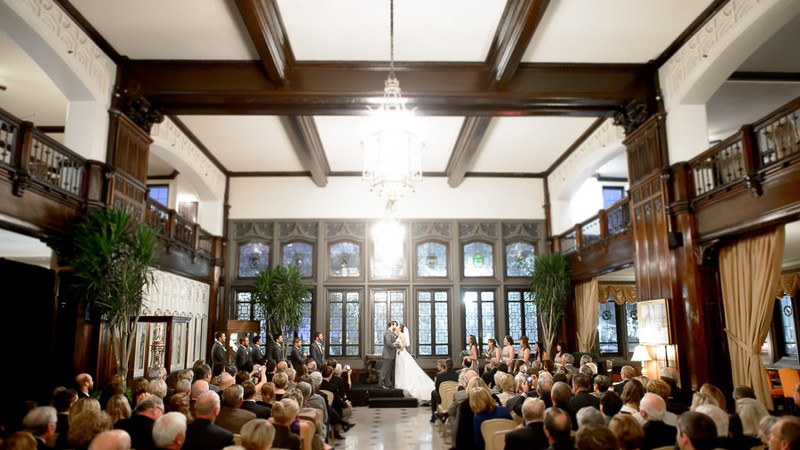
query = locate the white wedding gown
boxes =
[395,328,435,402]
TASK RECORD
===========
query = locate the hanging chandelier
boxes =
[362,0,424,207]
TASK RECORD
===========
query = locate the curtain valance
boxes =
[598,284,637,305]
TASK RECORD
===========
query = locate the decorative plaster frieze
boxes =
[660,0,772,107]
[9,0,115,102]
[150,117,226,197]
[547,118,625,200]
[143,269,209,319]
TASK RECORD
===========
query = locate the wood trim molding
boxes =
[546,117,606,175]
[37,126,66,134]
[234,0,294,86]
[54,0,122,62]
[485,0,551,89]
[654,0,729,67]
[119,61,652,116]
[281,116,330,187]
[446,117,493,187]
[168,116,230,176]
[147,170,180,181]
[729,71,800,82]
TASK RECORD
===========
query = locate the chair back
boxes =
[439,383,458,412]
[319,389,334,406]
[233,434,242,446]
[481,418,515,450]
[490,429,511,450]
[779,368,800,398]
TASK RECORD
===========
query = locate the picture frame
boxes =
[178,201,198,223]
[637,299,670,344]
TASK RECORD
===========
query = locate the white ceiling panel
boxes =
[178,116,302,173]
[70,0,258,59]
[316,115,462,173]
[523,0,713,63]
[278,0,506,62]
[0,28,67,126]
[471,117,596,172]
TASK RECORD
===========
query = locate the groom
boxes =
[379,321,400,389]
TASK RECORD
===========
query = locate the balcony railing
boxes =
[554,197,632,254]
[689,96,800,199]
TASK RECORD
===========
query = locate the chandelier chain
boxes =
[389,0,395,79]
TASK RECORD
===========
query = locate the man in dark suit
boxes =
[566,374,599,430]
[430,358,459,422]
[211,331,228,370]
[613,365,635,394]
[184,391,235,450]
[310,332,325,368]
[114,395,164,449]
[267,333,284,363]
[289,337,306,370]
[505,397,549,449]
[543,407,574,450]
[235,336,252,372]
[640,393,677,450]
[215,385,256,434]
[22,406,58,450]
[661,366,692,408]
[240,381,270,419]
[250,335,265,366]
[378,321,399,389]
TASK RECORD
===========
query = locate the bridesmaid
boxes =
[532,341,549,362]
[485,338,501,365]
[466,335,480,371]
[501,336,515,364]
[553,342,567,365]
[518,336,531,365]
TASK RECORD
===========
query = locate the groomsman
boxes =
[310,332,325,368]
[211,332,228,370]
[235,336,252,372]
[289,337,307,370]
[267,333,284,363]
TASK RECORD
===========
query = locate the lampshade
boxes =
[630,345,652,362]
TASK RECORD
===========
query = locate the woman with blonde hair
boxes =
[69,398,101,425]
[470,387,511,450]
[609,413,644,450]
[105,393,131,425]
[269,398,301,450]
[735,397,768,448]
[273,373,288,401]
[167,392,193,423]
[699,383,726,410]
[690,392,719,410]
[0,431,38,450]
[241,419,276,450]
[619,378,645,414]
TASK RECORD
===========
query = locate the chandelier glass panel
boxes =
[362,0,424,204]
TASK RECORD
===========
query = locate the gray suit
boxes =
[378,328,398,388]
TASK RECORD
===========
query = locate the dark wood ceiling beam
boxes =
[281,116,330,187]
[485,0,551,89]
[120,61,651,116]
[728,71,800,82]
[234,0,294,86]
[445,117,493,187]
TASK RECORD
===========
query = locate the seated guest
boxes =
[269,398,301,450]
[470,387,512,450]
[734,397,767,448]
[147,379,168,399]
[450,376,485,449]
[690,392,718,410]
[698,383,726,410]
[575,423,617,450]
[215,385,257,434]
[575,406,604,429]
[496,374,516,406]
[592,375,612,398]
[68,409,112,450]
[113,395,163,449]
[195,364,220,394]
[273,373,288,401]
[70,398,101,426]
[241,381,271,419]
[661,366,692,407]
[240,419,275,450]
[551,381,572,410]
[54,388,78,449]
[98,374,126,410]
[614,365,636,395]
[758,416,779,447]
[639,393,676,450]
[166,392,192,423]
[151,412,187,450]
[599,391,623,423]
[609,413,644,450]
[22,406,58,449]
[620,379,645,415]
[645,378,679,426]
[504,398,548,450]
[87,430,131,450]
[675,411,717,450]
[430,358,459,423]
[75,374,94,399]
[567,374,599,429]
[543,407,574,450]
[184,391,235,450]
[105,394,132,425]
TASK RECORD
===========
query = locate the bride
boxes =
[394,323,435,402]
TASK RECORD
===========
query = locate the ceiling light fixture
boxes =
[362,0,424,210]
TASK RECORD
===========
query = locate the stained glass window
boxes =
[372,247,406,279]
[625,302,639,355]
[236,291,254,320]
[418,290,449,356]
[329,291,360,357]
[463,242,494,277]
[282,241,314,278]
[329,241,361,277]
[781,295,798,357]
[373,291,405,354]
[417,242,447,277]
[598,301,619,354]
[463,290,495,354]
[507,290,537,352]
[505,242,535,277]
[238,242,270,278]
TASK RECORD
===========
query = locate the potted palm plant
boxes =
[71,208,159,375]
[253,265,309,353]
[530,252,571,356]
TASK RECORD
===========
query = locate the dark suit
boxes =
[211,341,227,369]
[567,391,600,429]
[251,343,264,365]
[114,413,156,449]
[272,425,301,450]
[661,376,692,407]
[641,420,677,450]
[267,340,284,363]
[235,345,252,371]
[613,379,629,394]
[310,341,325,367]
[35,437,53,450]
[320,379,345,414]
[289,345,306,369]
[505,421,549,450]
[241,400,271,419]
[184,418,235,450]
[215,406,256,434]
[431,369,459,414]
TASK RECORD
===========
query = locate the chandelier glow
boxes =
[362,0,424,205]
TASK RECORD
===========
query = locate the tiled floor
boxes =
[333,404,448,450]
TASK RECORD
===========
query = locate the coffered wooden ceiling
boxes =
[26,1,728,186]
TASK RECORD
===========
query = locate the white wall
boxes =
[228,176,546,220]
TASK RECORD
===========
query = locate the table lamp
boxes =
[631,345,652,378]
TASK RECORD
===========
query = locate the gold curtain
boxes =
[720,226,785,411]
[598,284,637,304]
[775,272,800,298]
[575,278,599,353]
